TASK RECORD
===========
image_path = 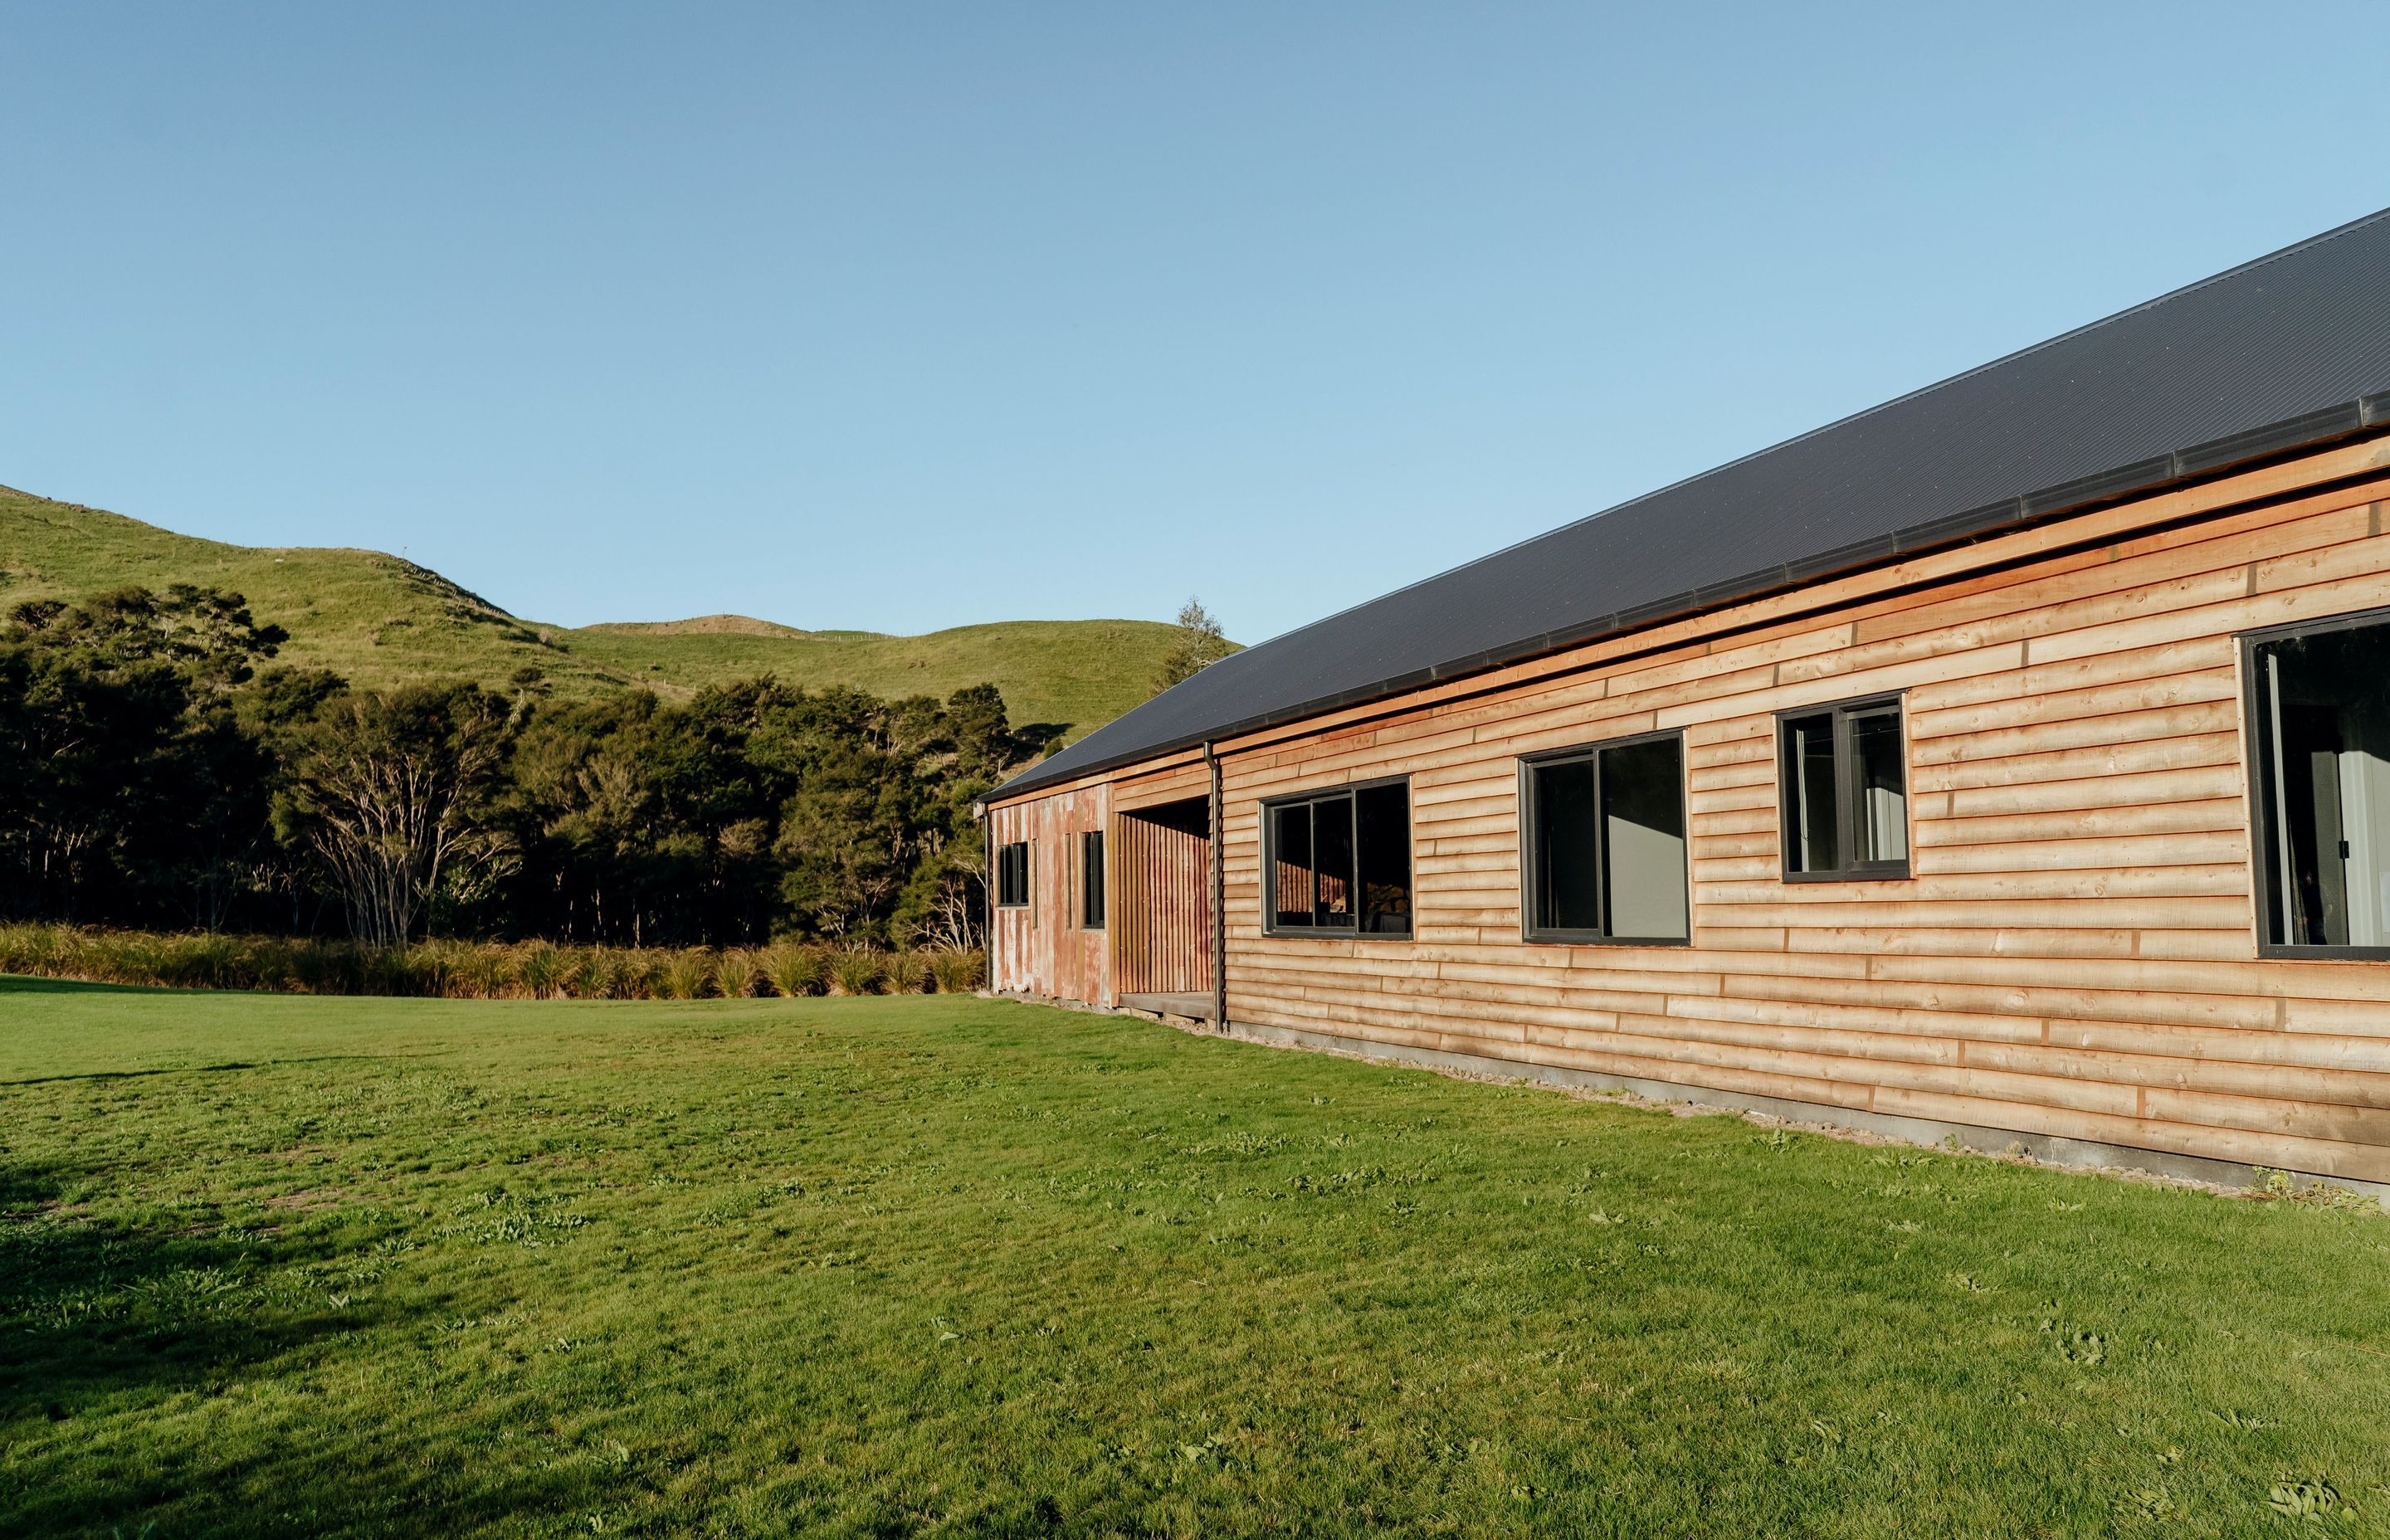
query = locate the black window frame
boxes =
[993,840,1032,909]
[1517,727,1693,947]
[1079,828,1106,930]
[2241,603,2390,962]
[1774,693,1913,883]
[1259,774,1413,940]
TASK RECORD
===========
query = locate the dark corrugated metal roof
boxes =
[992,206,2390,803]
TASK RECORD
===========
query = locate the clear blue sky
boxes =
[4,4,2385,645]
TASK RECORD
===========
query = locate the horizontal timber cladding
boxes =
[991,442,2390,1182]
[988,782,1110,1006]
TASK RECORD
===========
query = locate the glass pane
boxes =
[2258,621,2390,948]
[1783,714,1838,874]
[1082,831,1105,928]
[1850,710,1908,865]
[1356,783,1412,935]
[1600,737,1688,939]
[1313,794,1356,924]
[1271,803,1314,927]
[1532,758,1603,933]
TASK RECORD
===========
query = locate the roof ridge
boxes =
[1229,203,2390,658]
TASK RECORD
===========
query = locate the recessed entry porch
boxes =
[1112,795,1213,1019]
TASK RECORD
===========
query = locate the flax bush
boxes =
[0,924,980,1005]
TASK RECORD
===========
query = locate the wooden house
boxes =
[980,209,2390,1193]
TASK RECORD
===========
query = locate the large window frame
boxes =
[1260,775,1414,939]
[2242,604,2390,962]
[994,840,1031,909]
[1517,728,1692,947]
[1775,693,1913,883]
[1078,829,1106,929]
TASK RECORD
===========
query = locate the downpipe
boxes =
[1205,740,1227,1032]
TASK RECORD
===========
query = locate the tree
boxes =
[279,684,515,946]
[1150,597,1235,696]
[0,587,288,926]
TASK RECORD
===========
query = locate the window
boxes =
[1264,779,1412,937]
[1520,731,1690,943]
[994,841,1031,907]
[1778,695,1910,880]
[1079,830,1106,928]
[2246,607,2390,958]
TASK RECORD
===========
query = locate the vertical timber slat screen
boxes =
[1115,799,1213,996]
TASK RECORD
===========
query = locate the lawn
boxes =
[2,980,2386,1538]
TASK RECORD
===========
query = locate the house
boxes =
[978,207,2390,1193]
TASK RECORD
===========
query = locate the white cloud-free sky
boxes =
[5,2,2385,643]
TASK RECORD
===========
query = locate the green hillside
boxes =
[0,485,1194,738]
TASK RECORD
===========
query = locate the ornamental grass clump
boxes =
[829,948,885,997]
[551,947,602,999]
[157,933,240,990]
[713,949,758,1000]
[449,943,519,1000]
[763,943,827,998]
[593,948,653,1001]
[0,924,988,1006]
[517,942,566,999]
[885,951,930,995]
[928,949,984,995]
[658,949,715,1001]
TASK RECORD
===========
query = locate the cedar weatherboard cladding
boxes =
[993,206,2390,804]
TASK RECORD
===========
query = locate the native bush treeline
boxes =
[0,585,1045,948]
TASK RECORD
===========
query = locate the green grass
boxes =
[4,981,2388,1538]
[0,486,1198,738]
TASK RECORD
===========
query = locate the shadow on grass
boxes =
[0,973,178,996]
[0,1160,432,1533]
[1,1051,454,1089]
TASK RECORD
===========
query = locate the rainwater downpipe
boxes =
[1205,740,1227,1033]
[972,800,993,989]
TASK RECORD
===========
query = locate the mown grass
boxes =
[0,488,1193,737]
[2,982,2387,1538]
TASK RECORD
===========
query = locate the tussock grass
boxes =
[0,988,2384,1537]
[0,924,979,1001]
[763,943,827,998]
[712,948,759,1000]
[929,948,985,993]
[885,951,930,995]
[828,948,885,997]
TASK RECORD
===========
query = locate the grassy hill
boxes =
[0,485,1197,739]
